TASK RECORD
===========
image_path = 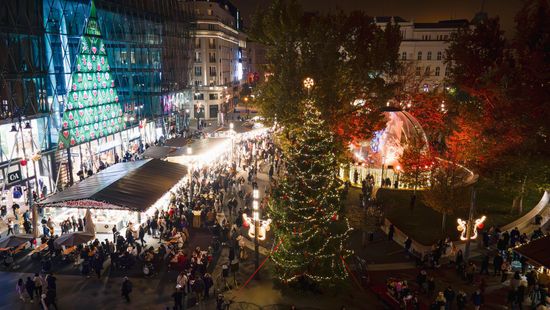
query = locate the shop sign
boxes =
[7,170,22,184]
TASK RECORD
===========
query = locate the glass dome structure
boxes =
[343,107,429,187]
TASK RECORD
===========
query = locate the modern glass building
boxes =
[0,0,193,199]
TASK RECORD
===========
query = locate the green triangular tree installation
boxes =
[58,0,126,149]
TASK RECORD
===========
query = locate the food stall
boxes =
[513,234,550,285]
[39,159,188,234]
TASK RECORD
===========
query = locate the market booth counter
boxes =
[39,159,188,234]
[513,234,550,286]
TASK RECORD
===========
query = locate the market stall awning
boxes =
[40,159,187,212]
[142,145,179,159]
[514,235,550,269]
[164,136,189,147]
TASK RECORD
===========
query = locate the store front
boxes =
[0,116,56,204]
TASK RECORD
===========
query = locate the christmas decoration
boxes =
[20,159,27,166]
[57,0,126,149]
[269,101,353,287]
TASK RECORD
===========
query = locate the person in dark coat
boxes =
[172,287,184,310]
[121,277,132,302]
[25,277,36,302]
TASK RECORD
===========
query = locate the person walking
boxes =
[172,287,184,310]
[139,224,146,247]
[33,273,44,298]
[6,218,14,236]
[16,278,26,302]
[25,276,36,303]
[121,276,132,302]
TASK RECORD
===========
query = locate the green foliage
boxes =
[250,0,401,146]
[268,101,352,287]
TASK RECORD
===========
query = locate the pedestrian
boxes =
[139,224,146,247]
[121,276,132,302]
[444,286,455,310]
[16,278,26,302]
[33,273,43,298]
[172,286,184,310]
[6,218,14,236]
[456,291,467,310]
[25,276,36,303]
[471,290,483,310]
[193,276,205,305]
[203,273,213,299]
[493,253,503,276]
[388,224,395,241]
[404,237,412,256]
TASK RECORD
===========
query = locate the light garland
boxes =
[268,100,353,285]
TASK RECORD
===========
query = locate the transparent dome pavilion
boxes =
[341,106,429,187]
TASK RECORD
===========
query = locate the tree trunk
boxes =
[519,176,527,215]
[441,212,447,232]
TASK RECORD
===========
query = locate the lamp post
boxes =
[243,186,271,279]
[303,77,314,97]
[229,122,234,162]
[187,147,193,204]
[457,188,486,261]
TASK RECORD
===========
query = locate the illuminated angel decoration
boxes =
[242,214,272,241]
[457,215,486,241]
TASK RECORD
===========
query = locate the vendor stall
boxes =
[513,234,550,285]
[39,159,188,234]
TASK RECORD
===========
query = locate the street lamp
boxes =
[457,188,486,260]
[303,77,314,96]
[243,187,271,279]
[229,122,235,161]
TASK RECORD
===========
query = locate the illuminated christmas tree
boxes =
[269,101,353,287]
[58,0,126,149]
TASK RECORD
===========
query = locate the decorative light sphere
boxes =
[303,77,314,90]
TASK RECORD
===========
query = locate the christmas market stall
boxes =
[513,234,550,285]
[38,159,187,234]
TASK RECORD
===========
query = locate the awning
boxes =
[142,145,179,159]
[40,159,187,212]
[513,235,550,269]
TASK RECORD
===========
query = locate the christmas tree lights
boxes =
[58,0,126,149]
[269,101,353,286]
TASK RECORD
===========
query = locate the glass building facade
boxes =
[0,0,192,196]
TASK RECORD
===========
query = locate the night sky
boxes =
[232,0,522,36]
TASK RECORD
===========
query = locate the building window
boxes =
[194,66,202,76]
[193,93,204,100]
[427,51,432,60]
[445,67,450,76]
[194,80,201,87]
[208,38,216,49]
[194,9,200,15]
[209,66,216,77]
[401,52,407,60]
[417,51,422,60]
[209,93,219,100]
[208,24,216,31]
[425,66,431,76]
[195,38,201,48]
[207,9,213,16]
[195,51,201,63]
[209,52,216,63]
[415,67,421,76]
[437,51,442,60]
[435,67,440,76]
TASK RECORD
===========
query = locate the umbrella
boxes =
[0,234,34,248]
[54,232,94,249]
[84,209,95,236]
